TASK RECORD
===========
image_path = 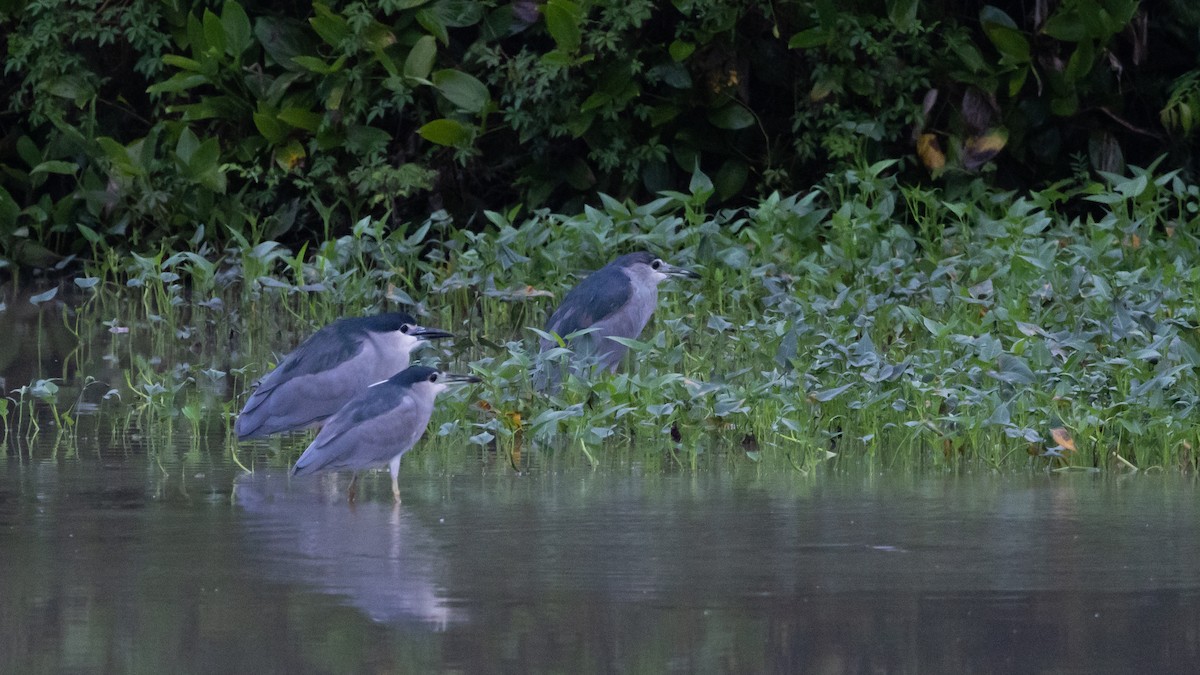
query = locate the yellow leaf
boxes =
[963,129,1008,169]
[916,133,945,171]
[1050,427,1077,452]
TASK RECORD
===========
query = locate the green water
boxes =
[4,440,1200,673]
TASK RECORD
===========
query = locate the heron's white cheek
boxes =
[392,331,421,355]
[651,270,670,284]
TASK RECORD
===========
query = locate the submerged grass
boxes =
[6,161,1200,474]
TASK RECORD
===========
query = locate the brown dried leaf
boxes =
[1050,427,1077,452]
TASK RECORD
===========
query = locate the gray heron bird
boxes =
[290,365,481,502]
[539,252,699,381]
[236,313,452,440]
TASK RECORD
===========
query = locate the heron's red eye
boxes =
[429,373,438,382]
[651,259,662,270]
[400,324,411,334]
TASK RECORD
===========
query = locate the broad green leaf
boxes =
[278,107,323,131]
[708,103,755,130]
[147,73,207,94]
[345,125,392,154]
[418,118,472,146]
[812,383,853,402]
[274,139,306,171]
[253,110,287,144]
[1065,39,1095,82]
[221,0,253,57]
[788,28,828,49]
[310,3,350,47]
[74,277,101,289]
[203,9,227,56]
[404,35,437,79]
[176,127,201,164]
[416,9,450,45]
[669,40,695,61]
[16,135,41,167]
[187,137,221,176]
[162,54,205,72]
[432,69,489,113]
[980,6,1030,63]
[886,0,918,30]
[714,159,748,200]
[291,55,345,74]
[76,223,103,245]
[30,160,78,175]
[543,0,581,52]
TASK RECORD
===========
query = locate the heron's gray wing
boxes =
[544,266,632,341]
[291,382,421,475]
[253,321,369,397]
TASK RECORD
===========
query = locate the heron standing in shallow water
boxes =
[290,365,481,502]
[236,313,452,440]
[538,252,699,384]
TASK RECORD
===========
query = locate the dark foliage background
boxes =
[1,0,1198,263]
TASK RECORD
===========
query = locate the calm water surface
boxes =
[3,442,1199,674]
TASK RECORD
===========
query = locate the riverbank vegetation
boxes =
[5,160,1200,474]
[3,1,1200,475]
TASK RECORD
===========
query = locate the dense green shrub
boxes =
[1,0,1196,264]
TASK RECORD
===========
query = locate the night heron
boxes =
[539,251,699,382]
[236,313,452,440]
[290,365,481,502]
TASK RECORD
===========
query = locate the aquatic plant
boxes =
[6,164,1200,475]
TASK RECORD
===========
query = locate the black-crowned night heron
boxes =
[236,313,452,440]
[539,251,699,380]
[290,365,481,502]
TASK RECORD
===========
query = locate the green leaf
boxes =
[291,55,346,74]
[788,28,829,49]
[980,5,1030,63]
[432,69,489,113]
[345,125,392,154]
[221,0,253,57]
[418,118,472,146]
[543,0,581,52]
[1065,39,1095,82]
[76,224,103,245]
[187,138,221,177]
[416,9,450,45]
[708,103,755,130]
[886,0,919,30]
[404,35,437,79]
[253,110,287,144]
[176,127,201,163]
[30,160,78,176]
[669,40,695,61]
[714,159,748,200]
[310,3,350,47]
[203,9,227,56]
[812,383,853,402]
[147,73,207,95]
[162,54,205,72]
[278,107,323,131]
[16,135,41,167]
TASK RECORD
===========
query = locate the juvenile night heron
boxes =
[290,365,481,502]
[236,313,452,440]
[539,251,699,381]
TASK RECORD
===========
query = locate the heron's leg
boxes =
[347,472,358,503]
[389,455,402,504]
